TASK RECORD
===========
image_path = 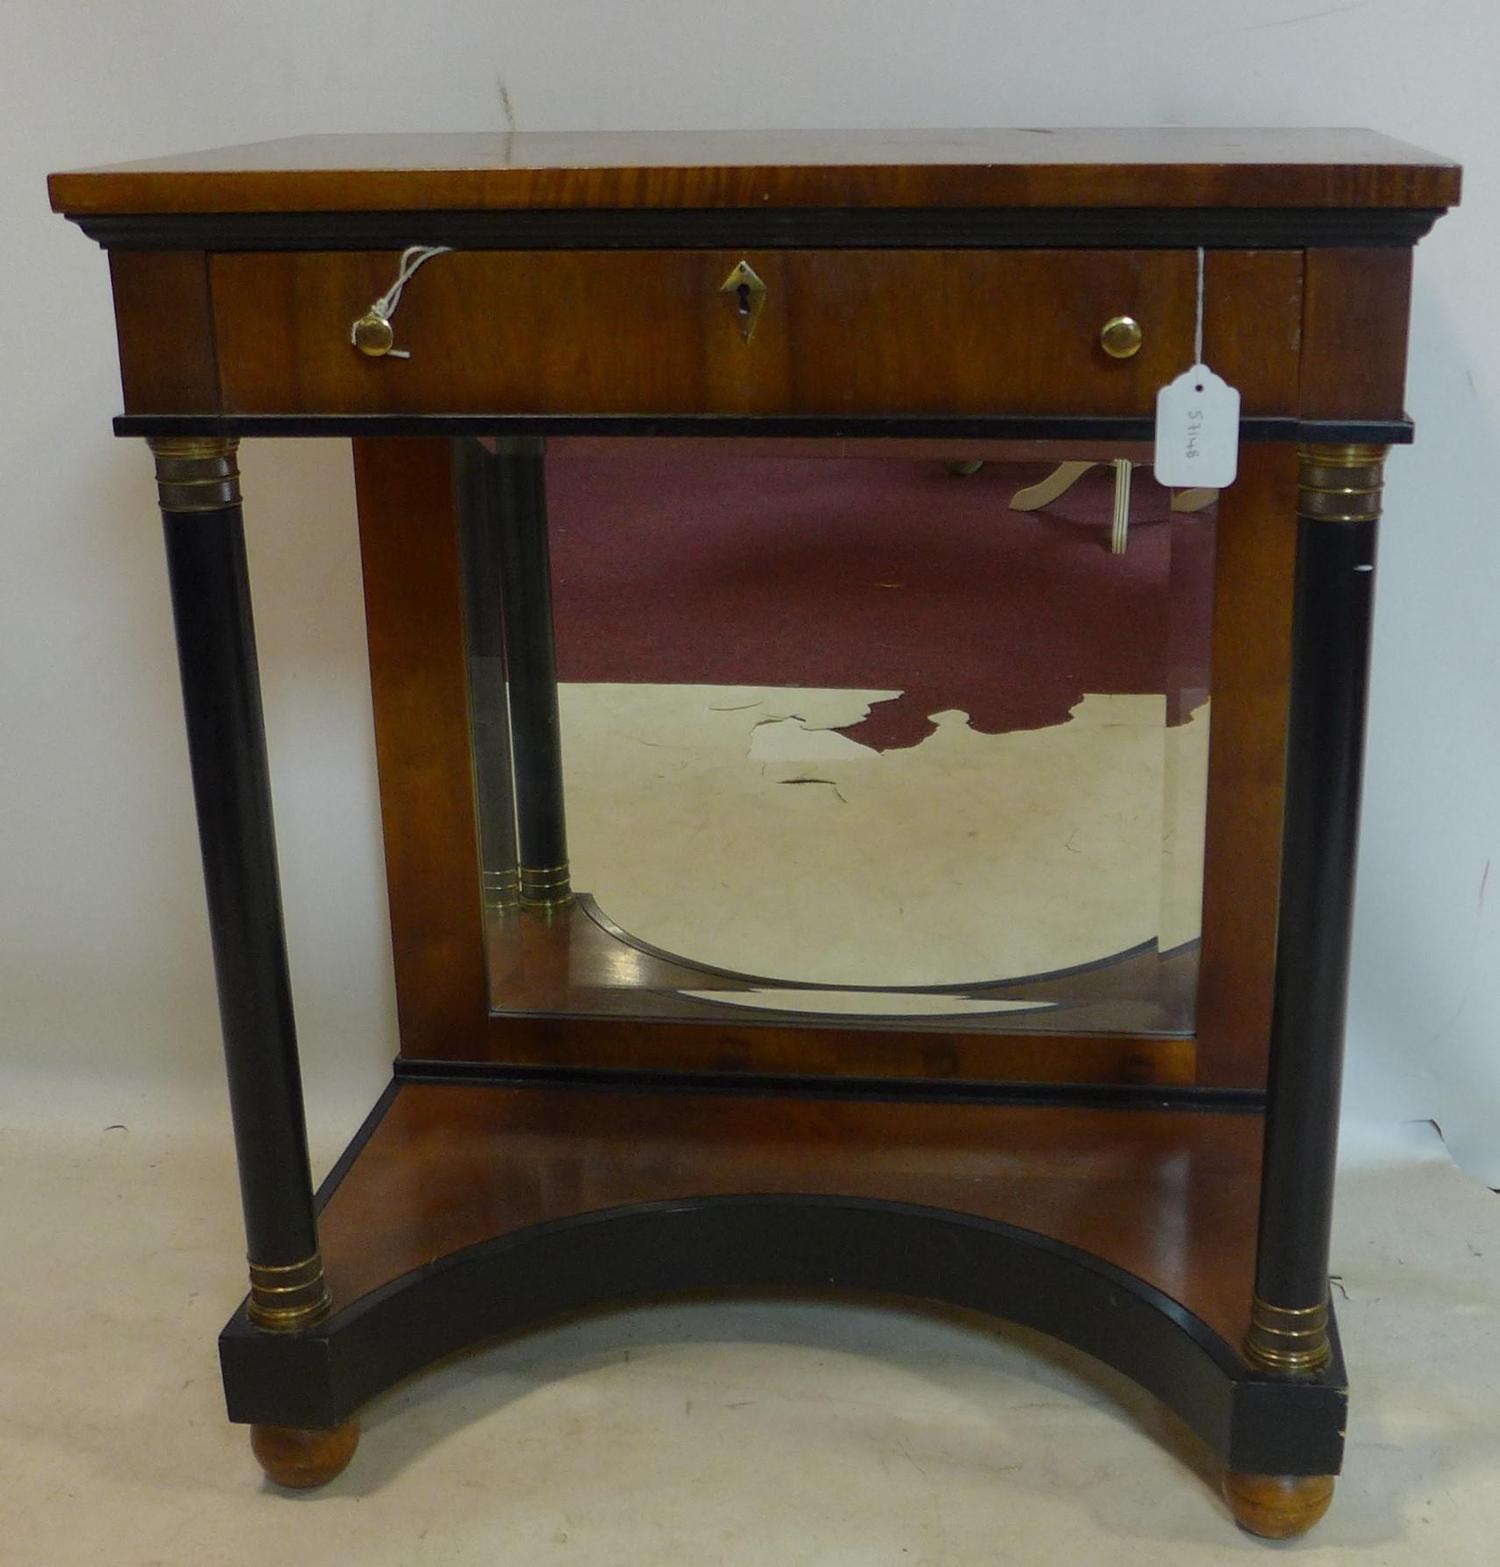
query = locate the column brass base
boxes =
[519,861,573,908]
[1243,1295,1331,1374]
[251,1418,360,1489]
[1223,1471,1335,1539]
[247,1253,332,1330]
[483,867,521,915]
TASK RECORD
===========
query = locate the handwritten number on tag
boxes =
[1155,364,1240,490]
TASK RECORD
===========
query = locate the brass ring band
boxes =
[147,436,242,513]
[247,1252,331,1331]
[520,862,573,907]
[1297,443,1387,466]
[147,436,240,460]
[1243,1295,1332,1374]
[1296,443,1386,525]
[483,868,521,911]
[1249,1298,1328,1318]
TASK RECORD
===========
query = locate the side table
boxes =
[49,129,1458,1537]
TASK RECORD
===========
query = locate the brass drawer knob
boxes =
[349,247,452,360]
[1100,315,1144,359]
[352,312,396,357]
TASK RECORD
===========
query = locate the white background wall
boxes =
[3,3,1496,1176]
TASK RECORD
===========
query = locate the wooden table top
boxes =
[49,128,1460,214]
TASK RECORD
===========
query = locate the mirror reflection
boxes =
[465,438,1216,1036]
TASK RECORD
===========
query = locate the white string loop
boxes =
[353,245,453,359]
[1193,245,1205,366]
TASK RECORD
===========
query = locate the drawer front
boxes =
[208,248,1300,418]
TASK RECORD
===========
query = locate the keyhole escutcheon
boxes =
[718,260,768,344]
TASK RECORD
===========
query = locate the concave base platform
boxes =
[220,1077,1346,1492]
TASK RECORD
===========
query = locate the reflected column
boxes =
[466,436,572,910]
[454,439,520,918]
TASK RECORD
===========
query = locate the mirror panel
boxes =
[465,439,1217,1037]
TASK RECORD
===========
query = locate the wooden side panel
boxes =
[108,250,219,414]
[1299,247,1413,419]
[1195,444,1299,1088]
[353,438,488,1059]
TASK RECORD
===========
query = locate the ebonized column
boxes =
[150,436,329,1330]
[1246,443,1385,1373]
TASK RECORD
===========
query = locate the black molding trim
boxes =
[218,1194,1347,1476]
[73,206,1444,252]
[114,412,1416,444]
[391,1058,1266,1112]
[312,1077,401,1214]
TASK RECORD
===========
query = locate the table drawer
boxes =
[207,248,1298,418]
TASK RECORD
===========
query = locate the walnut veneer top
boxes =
[48,128,1460,214]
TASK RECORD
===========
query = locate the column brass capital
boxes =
[1244,1295,1332,1374]
[147,435,242,514]
[247,1252,332,1331]
[1296,443,1387,525]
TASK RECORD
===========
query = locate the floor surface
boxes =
[3,1098,1497,1566]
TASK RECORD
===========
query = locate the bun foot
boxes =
[1223,1471,1335,1538]
[251,1418,360,1489]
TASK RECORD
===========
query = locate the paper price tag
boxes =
[1154,364,1240,489]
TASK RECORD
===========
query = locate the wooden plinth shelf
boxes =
[317,1081,1260,1352]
